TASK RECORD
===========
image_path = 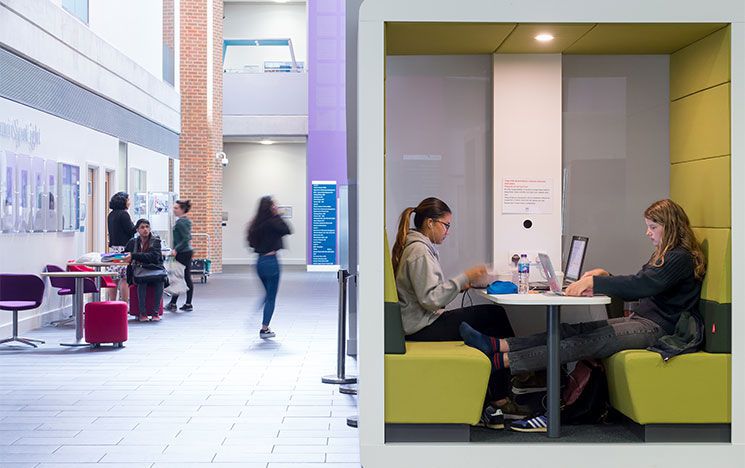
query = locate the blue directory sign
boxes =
[311,181,337,266]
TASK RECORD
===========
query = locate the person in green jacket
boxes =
[167,199,194,311]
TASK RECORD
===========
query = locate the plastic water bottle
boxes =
[518,254,530,294]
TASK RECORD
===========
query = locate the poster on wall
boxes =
[1,151,17,232]
[311,181,337,267]
[59,163,80,232]
[17,154,32,232]
[32,157,45,231]
[45,159,58,231]
[502,177,553,214]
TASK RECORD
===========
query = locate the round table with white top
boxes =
[476,290,611,438]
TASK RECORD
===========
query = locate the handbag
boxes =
[164,261,188,295]
[133,264,168,284]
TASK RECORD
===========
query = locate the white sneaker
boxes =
[259,329,276,339]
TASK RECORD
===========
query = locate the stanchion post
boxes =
[322,269,357,384]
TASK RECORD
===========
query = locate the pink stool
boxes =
[128,284,164,317]
[84,301,128,348]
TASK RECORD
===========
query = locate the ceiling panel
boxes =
[564,23,728,54]
[386,22,516,55]
[496,24,594,53]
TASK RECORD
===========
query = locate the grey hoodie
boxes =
[395,230,469,335]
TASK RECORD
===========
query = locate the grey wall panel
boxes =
[0,46,179,158]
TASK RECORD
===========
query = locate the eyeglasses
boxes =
[434,220,451,231]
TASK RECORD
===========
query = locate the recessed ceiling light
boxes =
[535,33,555,42]
[260,140,275,145]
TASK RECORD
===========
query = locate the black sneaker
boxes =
[511,371,547,395]
[165,303,178,311]
[180,304,193,312]
[497,397,534,420]
[259,328,276,339]
[477,405,504,430]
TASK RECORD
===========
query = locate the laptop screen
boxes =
[565,236,588,282]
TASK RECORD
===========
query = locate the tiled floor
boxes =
[0,266,360,468]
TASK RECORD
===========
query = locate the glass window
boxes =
[62,0,89,25]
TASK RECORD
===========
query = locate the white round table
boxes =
[477,290,610,438]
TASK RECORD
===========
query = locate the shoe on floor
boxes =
[510,414,548,433]
[180,304,193,312]
[476,405,504,430]
[151,315,161,322]
[165,303,177,311]
[511,370,548,395]
[259,328,276,339]
[497,397,534,420]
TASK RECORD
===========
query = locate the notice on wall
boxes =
[311,181,337,265]
[502,178,553,214]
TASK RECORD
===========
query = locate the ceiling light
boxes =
[535,33,554,42]
[260,140,275,145]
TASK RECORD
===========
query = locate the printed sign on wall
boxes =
[311,181,337,266]
[502,177,553,214]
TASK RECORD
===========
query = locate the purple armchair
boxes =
[0,274,46,348]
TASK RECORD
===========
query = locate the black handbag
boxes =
[133,264,168,284]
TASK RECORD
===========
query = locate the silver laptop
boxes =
[532,236,589,289]
[537,253,565,295]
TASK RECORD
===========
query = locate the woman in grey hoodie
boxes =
[392,197,515,405]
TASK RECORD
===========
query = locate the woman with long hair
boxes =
[460,199,706,432]
[107,192,135,303]
[167,199,194,312]
[393,197,518,422]
[124,219,166,322]
[247,196,292,339]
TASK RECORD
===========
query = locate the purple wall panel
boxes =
[307,0,347,265]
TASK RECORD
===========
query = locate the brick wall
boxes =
[178,0,224,272]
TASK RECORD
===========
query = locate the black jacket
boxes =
[124,234,164,284]
[248,216,292,255]
[594,248,702,335]
[108,210,135,247]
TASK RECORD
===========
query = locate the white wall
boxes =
[0,97,174,335]
[222,142,307,265]
[88,0,164,81]
[492,54,563,274]
[385,56,493,282]
[223,2,307,66]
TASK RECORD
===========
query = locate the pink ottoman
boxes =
[84,301,128,347]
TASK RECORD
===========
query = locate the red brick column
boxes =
[178,0,224,272]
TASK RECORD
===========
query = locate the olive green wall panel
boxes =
[670,26,730,100]
[670,156,730,228]
[384,231,398,303]
[693,227,731,304]
[670,83,730,164]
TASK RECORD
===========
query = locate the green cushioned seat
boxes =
[604,350,731,424]
[385,341,491,425]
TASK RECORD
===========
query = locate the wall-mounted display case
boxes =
[59,162,80,232]
[1,151,17,233]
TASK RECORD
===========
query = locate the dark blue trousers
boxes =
[256,255,281,327]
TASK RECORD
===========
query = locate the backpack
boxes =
[558,360,610,425]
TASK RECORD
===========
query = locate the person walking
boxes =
[107,192,136,303]
[167,199,194,312]
[247,196,292,339]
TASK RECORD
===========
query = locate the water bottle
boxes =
[518,254,530,294]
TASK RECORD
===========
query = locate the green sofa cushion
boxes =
[604,350,731,425]
[385,341,490,425]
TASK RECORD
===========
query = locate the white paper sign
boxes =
[502,178,553,214]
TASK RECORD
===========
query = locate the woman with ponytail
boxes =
[393,197,517,418]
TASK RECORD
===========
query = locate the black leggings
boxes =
[170,250,194,305]
[407,304,514,401]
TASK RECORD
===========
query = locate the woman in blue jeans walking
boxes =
[247,196,292,339]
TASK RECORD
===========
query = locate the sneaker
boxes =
[180,304,193,312]
[511,371,547,395]
[497,397,534,420]
[165,303,177,311]
[477,405,504,430]
[510,414,548,433]
[259,328,276,339]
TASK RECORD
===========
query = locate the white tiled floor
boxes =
[0,267,360,467]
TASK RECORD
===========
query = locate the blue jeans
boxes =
[256,255,281,327]
[504,315,665,373]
